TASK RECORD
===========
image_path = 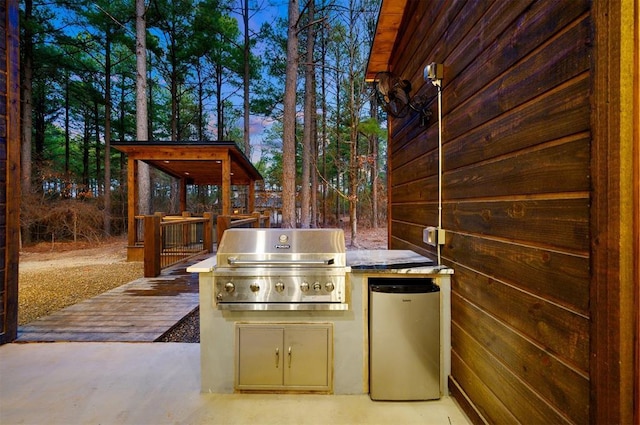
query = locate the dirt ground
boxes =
[18,228,388,325]
[19,227,388,271]
[19,236,130,272]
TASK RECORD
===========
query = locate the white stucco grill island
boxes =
[188,240,452,396]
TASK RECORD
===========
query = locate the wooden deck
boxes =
[16,256,207,342]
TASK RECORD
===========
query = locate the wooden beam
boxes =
[116,147,230,161]
[590,0,637,423]
[635,1,640,422]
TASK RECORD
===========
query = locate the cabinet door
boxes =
[237,326,284,387]
[284,326,331,389]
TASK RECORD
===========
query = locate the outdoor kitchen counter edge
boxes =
[187,256,216,273]
[187,250,454,275]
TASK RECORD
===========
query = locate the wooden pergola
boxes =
[112,141,263,255]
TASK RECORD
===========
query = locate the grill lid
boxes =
[216,228,346,268]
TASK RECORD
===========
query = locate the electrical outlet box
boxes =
[424,63,444,82]
[423,227,438,246]
[423,227,446,246]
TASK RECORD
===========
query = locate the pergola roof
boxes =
[365,0,408,81]
[112,140,263,186]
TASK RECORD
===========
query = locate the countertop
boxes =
[186,256,216,273]
[347,250,452,274]
[346,249,434,269]
[188,249,452,274]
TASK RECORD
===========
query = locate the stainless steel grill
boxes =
[213,228,348,310]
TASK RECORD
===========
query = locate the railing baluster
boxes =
[142,214,213,277]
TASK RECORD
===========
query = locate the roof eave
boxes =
[365,0,408,81]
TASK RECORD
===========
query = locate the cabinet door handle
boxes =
[275,347,279,368]
[288,346,292,368]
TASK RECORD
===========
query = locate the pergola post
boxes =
[179,177,187,213]
[248,179,256,212]
[222,153,231,216]
[127,158,138,248]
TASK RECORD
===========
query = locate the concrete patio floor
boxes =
[0,342,471,425]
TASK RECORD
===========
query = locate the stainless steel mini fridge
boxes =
[369,278,440,401]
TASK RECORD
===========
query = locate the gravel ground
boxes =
[18,262,144,325]
[156,308,200,343]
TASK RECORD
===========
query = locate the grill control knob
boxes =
[224,282,235,293]
[250,282,260,292]
[325,282,335,292]
[313,282,322,292]
[275,281,285,293]
[300,281,310,292]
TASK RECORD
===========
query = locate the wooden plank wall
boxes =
[386,0,591,423]
[0,0,20,345]
[0,0,6,344]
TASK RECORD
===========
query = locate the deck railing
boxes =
[142,212,214,277]
[216,211,271,245]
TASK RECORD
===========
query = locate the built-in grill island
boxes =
[213,228,348,310]
[188,228,452,396]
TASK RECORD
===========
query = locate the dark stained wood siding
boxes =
[0,0,20,345]
[0,0,7,343]
[385,0,592,422]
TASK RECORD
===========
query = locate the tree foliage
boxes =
[19,0,385,243]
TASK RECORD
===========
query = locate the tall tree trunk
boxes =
[118,77,127,218]
[309,3,318,228]
[281,0,300,228]
[320,3,327,227]
[34,84,45,163]
[242,0,252,213]
[148,57,155,140]
[300,0,315,229]
[21,0,33,217]
[94,100,101,196]
[169,30,178,141]
[370,95,379,228]
[334,50,341,225]
[64,72,70,175]
[310,100,318,228]
[197,65,204,140]
[171,179,179,213]
[83,112,90,188]
[348,0,358,247]
[104,30,112,236]
[242,0,250,155]
[216,61,223,140]
[176,81,182,141]
[349,121,358,246]
[136,0,151,215]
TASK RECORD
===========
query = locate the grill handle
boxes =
[227,258,335,266]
